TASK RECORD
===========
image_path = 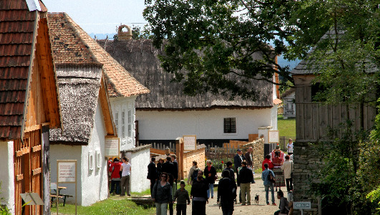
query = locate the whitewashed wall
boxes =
[0,141,14,214]
[136,108,273,141]
[110,96,137,150]
[50,145,82,205]
[50,99,109,206]
[123,145,150,192]
[80,99,108,206]
[271,106,278,130]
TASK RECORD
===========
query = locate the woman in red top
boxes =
[262,154,274,170]
[109,158,122,195]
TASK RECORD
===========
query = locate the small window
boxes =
[224,118,236,133]
[122,111,125,138]
[127,110,132,137]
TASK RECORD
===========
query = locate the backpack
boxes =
[191,168,199,181]
[268,171,275,183]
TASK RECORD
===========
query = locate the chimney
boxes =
[117,25,132,41]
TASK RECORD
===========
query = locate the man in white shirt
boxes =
[287,138,294,155]
[120,157,131,196]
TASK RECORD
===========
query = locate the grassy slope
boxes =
[277,114,296,137]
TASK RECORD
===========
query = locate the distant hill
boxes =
[89,33,116,40]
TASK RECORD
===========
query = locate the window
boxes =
[224,118,236,133]
[122,111,125,138]
[115,112,119,133]
[127,110,132,138]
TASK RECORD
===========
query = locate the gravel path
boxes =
[187,178,287,215]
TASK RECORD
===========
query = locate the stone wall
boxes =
[242,138,265,170]
[293,142,322,215]
[182,145,206,179]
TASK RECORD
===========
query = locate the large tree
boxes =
[144,0,380,213]
[143,0,332,100]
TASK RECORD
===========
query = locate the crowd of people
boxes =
[108,138,295,215]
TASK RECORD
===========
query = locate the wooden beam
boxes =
[32,145,41,152]
[99,78,115,136]
[24,124,41,133]
[32,167,42,176]
[16,174,24,181]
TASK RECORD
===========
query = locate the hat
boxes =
[237,149,241,152]
[180,180,185,185]
[275,146,280,149]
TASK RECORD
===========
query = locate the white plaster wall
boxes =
[80,99,108,206]
[50,145,82,205]
[124,148,150,192]
[110,96,137,150]
[136,109,274,141]
[271,106,278,130]
[0,141,14,213]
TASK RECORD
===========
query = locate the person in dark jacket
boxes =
[152,172,172,215]
[233,149,244,203]
[238,161,253,205]
[223,161,235,182]
[204,160,217,199]
[162,156,175,215]
[217,170,237,215]
[147,157,158,195]
[157,158,164,178]
[191,170,209,215]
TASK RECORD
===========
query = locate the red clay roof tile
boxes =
[0,0,42,140]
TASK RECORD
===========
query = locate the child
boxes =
[173,181,190,215]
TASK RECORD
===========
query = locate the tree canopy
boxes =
[143,0,334,100]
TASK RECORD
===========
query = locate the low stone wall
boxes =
[241,138,264,170]
[182,145,206,180]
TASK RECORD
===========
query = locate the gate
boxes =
[14,129,42,215]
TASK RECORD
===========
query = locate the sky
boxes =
[42,0,147,34]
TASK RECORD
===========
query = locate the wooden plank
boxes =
[296,103,304,140]
[16,147,30,157]
[32,145,41,152]
[312,103,319,140]
[32,167,42,175]
[24,124,41,133]
[304,103,313,140]
[99,78,115,135]
[16,174,24,181]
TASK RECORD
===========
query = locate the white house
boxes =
[98,37,280,146]
[281,88,296,119]
[48,13,118,206]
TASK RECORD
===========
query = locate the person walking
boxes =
[238,161,253,205]
[152,172,173,215]
[233,149,244,203]
[157,158,164,178]
[204,160,217,199]
[223,161,235,183]
[262,163,276,205]
[287,138,294,155]
[191,170,209,215]
[217,170,237,215]
[173,181,190,215]
[187,161,199,185]
[262,154,274,170]
[281,155,293,192]
[162,156,175,215]
[147,157,158,196]
[120,157,131,196]
[109,158,122,195]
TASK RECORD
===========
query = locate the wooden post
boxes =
[175,137,184,180]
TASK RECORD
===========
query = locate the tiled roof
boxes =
[47,13,150,97]
[0,0,41,139]
[48,13,101,66]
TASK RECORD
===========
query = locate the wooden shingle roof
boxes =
[47,13,149,98]
[98,39,274,110]
[0,0,48,139]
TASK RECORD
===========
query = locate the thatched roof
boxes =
[98,39,274,110]
[48,13,149,97]
[49,67,102,144]
[48,13,116,144]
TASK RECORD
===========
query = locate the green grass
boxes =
[51,196,155,215]
[277,114,296,137]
